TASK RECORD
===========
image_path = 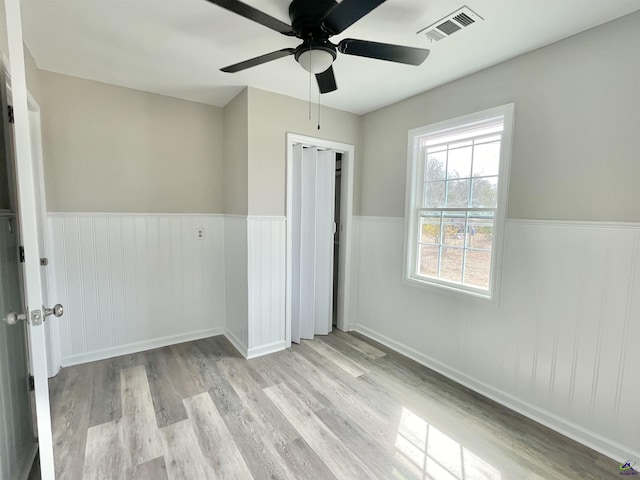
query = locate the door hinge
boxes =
[19,246,25,263]
[40,257,48,266]
[28,375,35,391]
[7,105,14,124]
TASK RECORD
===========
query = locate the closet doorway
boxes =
[285,134,354,345]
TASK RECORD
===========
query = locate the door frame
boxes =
[10,84,61,378]
[26,93,61,378]
[285,133,355,345]
[4,0,56,477]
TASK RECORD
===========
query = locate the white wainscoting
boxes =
[351,216,640,462]
[49,214,226,366]
[247,216,287,359]
[223,215,248,357]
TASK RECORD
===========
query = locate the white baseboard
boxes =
[224,331,287,360]
[246,340,287,359]
[60,327,224,367]
[224,329,248,358]
[350,323,638,463]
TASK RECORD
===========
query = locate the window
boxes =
[404,104,514,298]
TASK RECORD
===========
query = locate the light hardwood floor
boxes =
[48,331,619,479]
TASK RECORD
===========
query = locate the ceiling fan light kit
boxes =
[207,0,430,93]
[295,43,336,74]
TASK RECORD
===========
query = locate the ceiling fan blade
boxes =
[221,48,296,73]
[316,66,337,94]
[321,0,386,35]
[205,0,294,35]
[338,38,430,65]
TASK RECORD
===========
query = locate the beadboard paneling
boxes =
[247,216,286,358]
[351,216,640,462]
[223,215,249,356]
[50,214,226,365]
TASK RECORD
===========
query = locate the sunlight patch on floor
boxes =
[395,407,501,480]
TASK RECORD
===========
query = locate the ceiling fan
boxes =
[207,0,430,94]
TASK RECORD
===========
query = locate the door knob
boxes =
[43,304,64,318]
[3,312,27,325]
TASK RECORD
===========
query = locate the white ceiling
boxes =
[20,0,640,115]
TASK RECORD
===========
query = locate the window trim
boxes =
[403,104,515,300]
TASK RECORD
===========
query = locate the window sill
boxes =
[403,275,496,303]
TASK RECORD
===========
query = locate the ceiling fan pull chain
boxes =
[308,74,311,120]
[317,88,321,130]
[308,49,312,120]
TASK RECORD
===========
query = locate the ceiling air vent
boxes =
[417,6,483,43]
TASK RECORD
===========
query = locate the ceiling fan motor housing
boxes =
[289,0,337,38]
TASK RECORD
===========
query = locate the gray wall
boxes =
[24,46,41,103]
[246,87,362,216]
[39,71,224,213]
[24,11,640,219]
[359,11,640,221]
[222,88,248,216]
[351,12,640,462]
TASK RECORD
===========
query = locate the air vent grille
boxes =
[417,6,483,43]
[453,12,475,27]
[424,30,446,42]
[437,20,461,35]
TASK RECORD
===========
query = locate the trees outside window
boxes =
[404,105,514,299]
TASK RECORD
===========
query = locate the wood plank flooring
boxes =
[49,331,620,479]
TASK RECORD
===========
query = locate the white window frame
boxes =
[403,104,515,300]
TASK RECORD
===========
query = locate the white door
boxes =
[291,145,303,343]
[312,149,336,335]
[291,146,336,342]
[0,216,37,479]
[4,0,57,477]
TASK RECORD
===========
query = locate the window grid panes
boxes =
[422,134,501,210]
[416,131,502,291]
